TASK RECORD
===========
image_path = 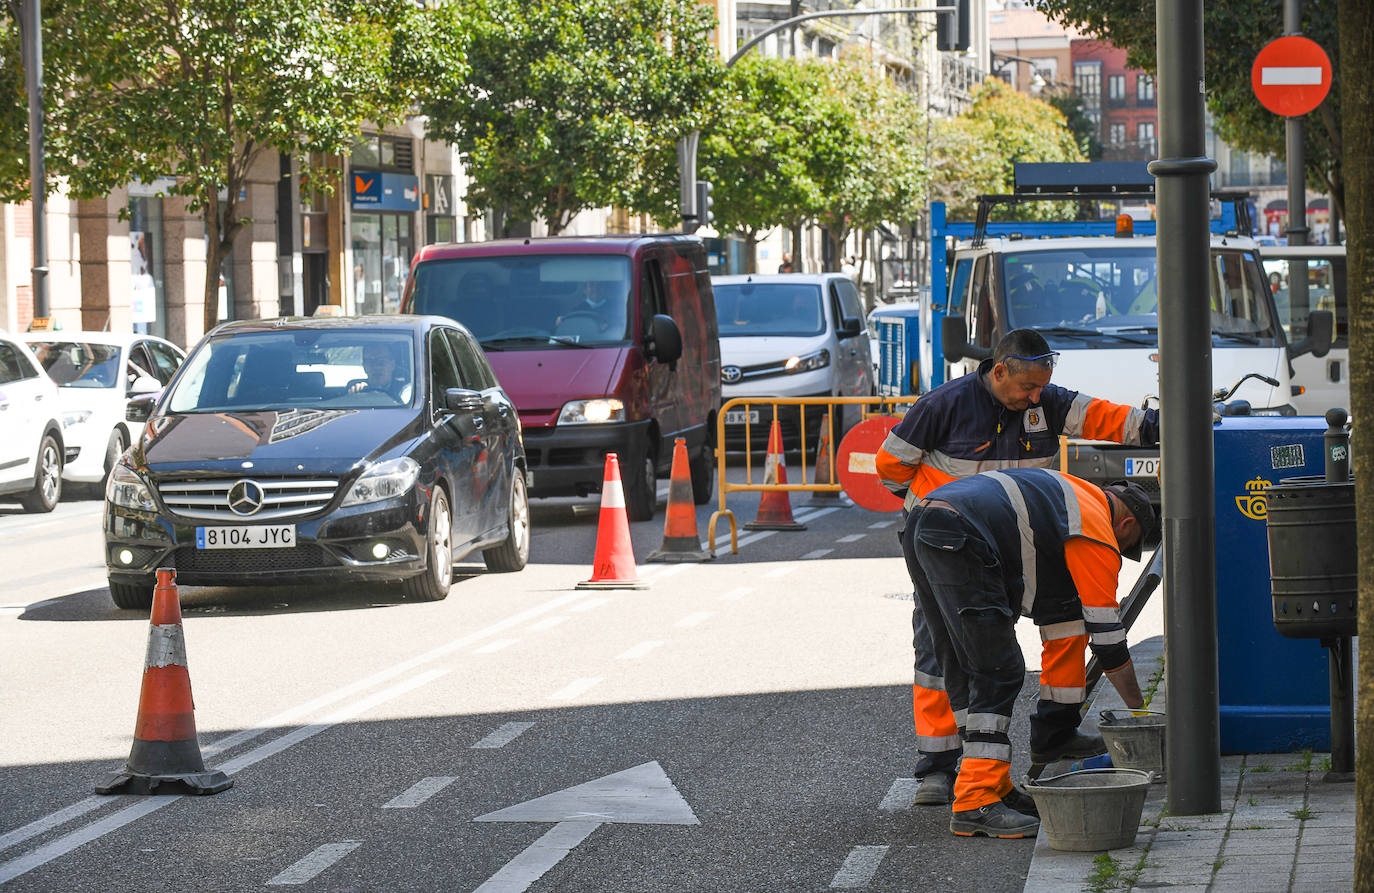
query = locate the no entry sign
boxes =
[836,416,905,513]
[1251,35,1332,117]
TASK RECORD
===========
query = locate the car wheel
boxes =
[85,427,129,499]
[689,439,714,505]
[483,472,530,572]
[109,578,153,611]
[623,445,657,523]
[404,487,453,601]
[20,434,63,513]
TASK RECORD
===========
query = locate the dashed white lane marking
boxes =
[475,638,519,654]
[802,549,834,560]
[568,596,610,612]
[549,677,602,701]
[266,840,363,885]
[616,640,664,660]
[0,599,59,613]
[381,776,458,808]
[836,534,865,543]
[641,563,690,580]
[878,778,919,812]
[0,508,102,536]
[675,611,713,628]
[732,529,776,549]
[719,586,753,601]
[471,722,536,750]
[528,616,567,632]
[867,520,895,529]
[830,845,889,889]
[0,798,108,855]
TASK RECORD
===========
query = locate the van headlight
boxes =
[107,462,156,511]
[558,398,625,424]
[342,457,420,507]
[784,349,830,373]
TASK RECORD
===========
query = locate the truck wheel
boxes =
[689,440,714,505]
[623,445,657,522]
[404,487,453,601]
[20,434,63,513]
[109,578,153,611]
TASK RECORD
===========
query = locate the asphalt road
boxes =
[0,468,1102,893]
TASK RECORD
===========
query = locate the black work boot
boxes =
[949,801,1040,838]
[1001,785,1039,818]
[1030,731,1107,765]
[912,771,954,805]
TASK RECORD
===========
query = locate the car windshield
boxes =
[167,329,417,412]
[26,341,122,388]
[998,246,1279,345]
[407,254,632,348]
[713,282,825,337]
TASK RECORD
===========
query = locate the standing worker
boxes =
[905,468,1156,836]
[874,329,1160,806]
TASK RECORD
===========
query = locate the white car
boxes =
[21,332,185,490]
[0,330,66,511]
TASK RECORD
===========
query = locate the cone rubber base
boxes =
[645,549,713,562]
[576,579,650,590]
[744,520,807,531]
[646,537,713,563]
[95,768,233,796]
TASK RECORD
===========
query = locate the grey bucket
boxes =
[1099,709,1166,780]
[1026,768,1152,851]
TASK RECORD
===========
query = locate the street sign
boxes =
[1251,35,1331,117]
[836,416,905,513]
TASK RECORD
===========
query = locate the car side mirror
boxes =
[444,388,485,414]
[126,393,159,423]
[1288,309,1333,359]
[127,374,161,398]
[648,314,683,366]
[839,316,863,338]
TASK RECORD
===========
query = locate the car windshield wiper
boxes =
[1034,326,1154,345]
[1211,330,1262,343]
[481,335,591,349]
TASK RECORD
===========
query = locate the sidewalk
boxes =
[1023,636,1356,893]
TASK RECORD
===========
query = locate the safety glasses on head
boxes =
[1006,351,1060,370]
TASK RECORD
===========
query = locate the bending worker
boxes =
[905,469,1156,837]
[874,328,1159,807]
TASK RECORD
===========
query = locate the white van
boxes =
[712,273,873,451]
[1259,244,1348,415]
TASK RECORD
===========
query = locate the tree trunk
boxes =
[858,229,874,312]
[825,226,846,273]
[202,195,224,334]
[744,229,759,274]
[1339,0,1374,888]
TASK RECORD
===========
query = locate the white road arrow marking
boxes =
[471,761,698,893]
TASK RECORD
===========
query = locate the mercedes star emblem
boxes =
[228,479,265,516]
[721,365,742,384]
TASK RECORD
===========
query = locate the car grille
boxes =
[170,545,332,574]
[156,478,340,521]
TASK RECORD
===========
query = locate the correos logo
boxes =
[1235,477,1272,520]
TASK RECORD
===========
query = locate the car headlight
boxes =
[107,462,156,511]
[558,398,625,424]
[784,349,830,373]
[341,457,420,507]
[62,410,93,428]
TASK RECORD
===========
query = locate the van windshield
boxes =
[998,246,1279,346]
[713,282,825,337]
[407,255,632,348]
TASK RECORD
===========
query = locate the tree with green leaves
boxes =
[1,0,445,331]
[422,0,720,236]
[1043,87,1103,161]
[929,78,1086,221]
[1032,0,1342,217]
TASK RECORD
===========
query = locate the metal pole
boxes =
[1149,0,1221,815]
[1322,406,1354,781]
[1284,0,1309,313]
[20,0,49,320]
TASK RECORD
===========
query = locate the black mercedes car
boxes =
[104,315,529,609]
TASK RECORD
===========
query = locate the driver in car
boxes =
[556,281,626,336]
[348,344,406,399]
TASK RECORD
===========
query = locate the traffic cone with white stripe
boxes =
[809,412,841,504]
[646,437,712,563]
[745,419,807,531]
[95,568,233,795]
[577,454,649,589]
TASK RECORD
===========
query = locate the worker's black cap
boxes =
[1104,480,1158,561]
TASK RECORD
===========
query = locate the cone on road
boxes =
[577,454,650,590]
[745,419,807,531]
[809,412,841,504]
[95,568,233,796]
[646,438,712,563]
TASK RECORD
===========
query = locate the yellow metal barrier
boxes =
[707,395,918,555]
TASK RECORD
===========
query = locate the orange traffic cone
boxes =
[577,454,650,589]
[745,419,807,531]
[809,412,840,504]
[95,568,233,795]
[647,437,712,563]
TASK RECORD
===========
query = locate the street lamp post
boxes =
[14,0,49,321]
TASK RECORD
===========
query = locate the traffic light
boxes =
[937,0,970,52]
[695,180,714,229]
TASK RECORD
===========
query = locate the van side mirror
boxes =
[1288,309,1333,359]
[444,388,485,414]
[649,314,683,366]
[839,316,863,338]
[941,315,991,362]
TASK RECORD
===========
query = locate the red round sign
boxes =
[1251,35,1331,117]
[837,416,905,513]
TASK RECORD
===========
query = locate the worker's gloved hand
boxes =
[1105,659,1145,710]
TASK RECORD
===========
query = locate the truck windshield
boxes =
[407,255,632,348]
[713,282,825,337]
[999,246,1279,346]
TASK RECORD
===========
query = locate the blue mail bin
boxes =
[1214,416,1331,753]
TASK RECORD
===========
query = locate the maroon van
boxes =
[401,236,721,521]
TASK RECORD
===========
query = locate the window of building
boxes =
[1109,123,1126,146]
[1137,121,1156,152]
[128,196,166,338]
[1108,75,1126,102]
[352,134,414,174]
[1074,62,1102,109]
[1137,74,1155,103]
